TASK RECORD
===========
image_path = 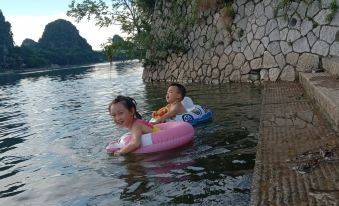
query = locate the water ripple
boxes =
[0,61,261,205]
[0,182,26,198]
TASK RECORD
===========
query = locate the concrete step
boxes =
[322,57,339,77]
[299,72,339,131]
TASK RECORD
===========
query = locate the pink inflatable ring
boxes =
[106,122,195,154]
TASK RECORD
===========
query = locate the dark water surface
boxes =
[0,62,262,205]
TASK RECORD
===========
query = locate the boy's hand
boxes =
[154,117,165,124]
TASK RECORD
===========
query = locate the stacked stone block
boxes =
[143,0,339,83]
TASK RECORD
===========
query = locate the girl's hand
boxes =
[114,150,122,156]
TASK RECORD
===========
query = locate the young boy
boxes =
[152,83,186,124]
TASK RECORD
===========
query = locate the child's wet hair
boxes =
[170,83,186,100]
[108,95,142,119]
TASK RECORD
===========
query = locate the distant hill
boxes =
[0,10,14,69]
[21,38,38,48]
[0,14,104,71]
[38,19,100,66]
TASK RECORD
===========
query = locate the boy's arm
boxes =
[115,125,142,155]
[156,104,180,123]
[152,105,169,118]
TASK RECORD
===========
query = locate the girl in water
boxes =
[108,95,159,155]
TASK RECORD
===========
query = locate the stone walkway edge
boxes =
[250,82,339,206]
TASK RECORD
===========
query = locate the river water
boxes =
[0,62,261,205]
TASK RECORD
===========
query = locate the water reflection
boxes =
[0,154,31,198]
[0,66,94,87]
[120,157,149,201]
[0,62,261,205]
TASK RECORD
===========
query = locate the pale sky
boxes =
[1,0,124,50]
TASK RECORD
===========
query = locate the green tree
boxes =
[67,0,156,60]
[103,43,114,65]
[67,0,195,67]
[102,34,139,64]
[10,46,49,68]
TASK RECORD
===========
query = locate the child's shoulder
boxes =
[174,101,185,108]
[134,119,153,128]
[170,102,185,113]
[134,119,148,125]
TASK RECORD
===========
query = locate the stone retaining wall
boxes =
[143,0,339,83]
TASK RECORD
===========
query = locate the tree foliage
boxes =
[67,0,155,32]
[102,34,140,64]
[67,0,156,60]
[67,0,197,67]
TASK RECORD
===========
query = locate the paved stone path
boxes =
[250,82,339,205]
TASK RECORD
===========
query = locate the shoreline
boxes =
[0,62,108,76]
[0,60,141,76]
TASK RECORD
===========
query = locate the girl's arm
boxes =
[114,124,142,155]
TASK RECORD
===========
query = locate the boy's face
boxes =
[166,86,182,103]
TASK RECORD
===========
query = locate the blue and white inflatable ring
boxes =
[175,97,213,126]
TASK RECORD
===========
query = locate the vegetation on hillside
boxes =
[0,11,104,71]
[67,0,198,66]
[67,0,157,65]
[102,34,141,64]
[0,10,14,70]
[67,0,235,67]
[38,19,100,66]
[68,0,155,56]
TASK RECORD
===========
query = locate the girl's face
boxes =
[110,102,134,128]
[166,86,181,103]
